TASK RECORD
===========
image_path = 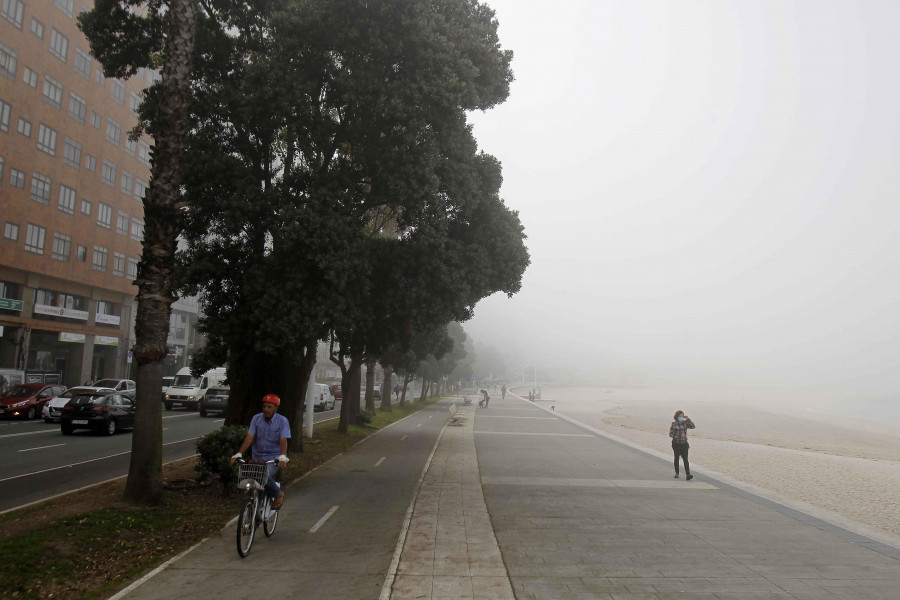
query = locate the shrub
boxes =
[357,409,373,425]
[195,425,248,493]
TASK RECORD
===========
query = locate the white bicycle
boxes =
[234,459,280,557]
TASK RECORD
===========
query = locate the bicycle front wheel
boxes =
[236,498,257,557]
[263,503,279,537]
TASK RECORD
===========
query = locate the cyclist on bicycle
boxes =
[230,393,290,510]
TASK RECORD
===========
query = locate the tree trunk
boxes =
[350,361,362,419]
[419,380,428,403]
[285,344,316,453]
[364,358,376,414]
[400,375,411,407]
[338,357,361,433]
[123,0,198,507]
[379,363,392,412]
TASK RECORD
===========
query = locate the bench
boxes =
[449,403,466,425]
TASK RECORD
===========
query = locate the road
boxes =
[0,404,344,514]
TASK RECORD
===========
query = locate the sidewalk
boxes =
[476,392,900,599]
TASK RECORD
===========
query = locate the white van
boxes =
[311,383,335,411]
[164,367,226,411]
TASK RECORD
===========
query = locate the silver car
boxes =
[42,386,96,422]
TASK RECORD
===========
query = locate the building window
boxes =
[10,167,25,189]
[52,232,72,261]
[84,154,96,172]
[24,223,46,254]
[94,67,105,87]
[130,218,144,241]
[62,137,81,168]
[37,123,58,155]
[16,117,31,138]
[30,172,52,204]
[0,41,17,79]
[4,221,19,241]
[125,137,137,156]
[80,198,91,215]
[120,170,133,194]
[106,118,121,145]
[55,0,74,18]
[58,184,76,214]
[29,17,43,38]
[97,202,113,229]
[134,178,148,199]
[68,92,87,124]
[116,211,129,235]
[74,48,91,78]
[138,141,151,165]
[101,160,116,186]
[49,28,69,63]
[75,244,87,261]
[113,252,126,276]
[129,92,141,115]
[0,97,9,132]
[42,75,63,108]
[127,257,139,280]
[23,66,37,88]
[110,79,125,105]
[90,110,101,128]
[92,246,108,271]
[2,0,24,28]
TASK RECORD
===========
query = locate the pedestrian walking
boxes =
[501,384,507,400]
[669,410,695,480]
[479,388,490,408]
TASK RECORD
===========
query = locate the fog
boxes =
[465,1,900,399]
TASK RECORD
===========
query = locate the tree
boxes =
[79,0,199,506]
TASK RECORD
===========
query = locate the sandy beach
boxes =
[520,385,900,541]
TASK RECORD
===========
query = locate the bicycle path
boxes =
[113,400,455,600]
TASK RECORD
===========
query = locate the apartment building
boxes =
[0,0,198,385]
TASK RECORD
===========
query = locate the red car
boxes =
[329,384,342,400]
[0,383,67,420]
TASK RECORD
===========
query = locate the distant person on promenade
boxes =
[669,410,695,480]
[501,384,507,400]
[393,382,400,401]
[479,388,490,408]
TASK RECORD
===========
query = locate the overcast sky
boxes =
[465,0,900,396]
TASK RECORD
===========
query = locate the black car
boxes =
[199,386,230,417]
[60,391,136,435]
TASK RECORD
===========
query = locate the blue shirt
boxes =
[248,412,291,460]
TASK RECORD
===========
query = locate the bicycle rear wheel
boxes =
[236,498,256,557]
[263,503,278,537]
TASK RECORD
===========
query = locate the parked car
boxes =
[329,383,342,400]
[43,386,95,423]
[161,375,175,401]
[0,383,66,420]
[60,390,135,435]
[199,386,230,417]
[312,383,335,411]
[360,384,382,401]
[87,379,137,401]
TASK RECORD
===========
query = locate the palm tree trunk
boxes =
[124,0,198,507]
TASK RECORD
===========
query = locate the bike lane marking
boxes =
[309,505,339,533]
[374,456,386,467]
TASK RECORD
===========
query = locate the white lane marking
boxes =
[416,423,422,428]
[428,415,433,419]
[309,505,339,533]
[374,456,386,467]
[0,429,60,439]
[400,435,407,441]
[0,450,131,483]
[481,476,717,489]
[19,443,65,453]
[0,437,199,482]
[474,431,592,437]
[161,413,197,420]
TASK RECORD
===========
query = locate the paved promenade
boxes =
[112,392,900,600]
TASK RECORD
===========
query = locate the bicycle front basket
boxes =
[237,461,269,490]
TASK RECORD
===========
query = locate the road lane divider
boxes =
[309,505,339,533]
[18,443,65,453]
[374,457,386,467]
